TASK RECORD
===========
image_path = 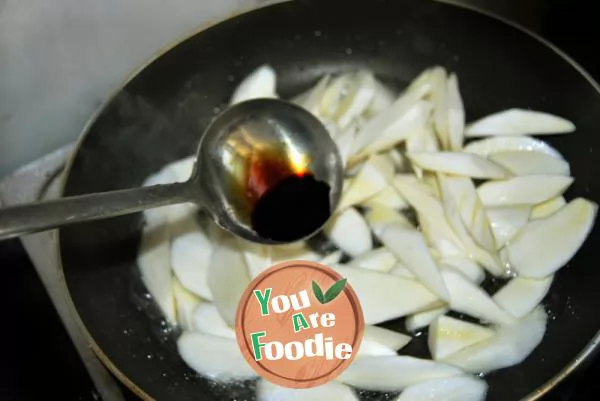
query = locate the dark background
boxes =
[1,0,599,400]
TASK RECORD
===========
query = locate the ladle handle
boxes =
[0,182,190,241]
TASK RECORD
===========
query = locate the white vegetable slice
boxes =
[507,198,598,278]
[301,74,331,116]
[420,218,466,259]
[531,196,566,219]
[438,256,485,284]
[463,135,563,159]
[489,151,570,176]
[349,247,397,272]
[486,205,531,248]
[338,154,394,210]
[173,278,202,331]
[437,175,504,276]
[380,223,450,301]
[192,303,236,339]
[335,124,358,168]
[170,218,214,300]
[332,266,440,324]
[257,379,358,401]
[237,239,271,279]
[177,332,257,380]
[357,340,397,357]
[406,122,440,177]
[442,269,515,325]
[390,263,417,279]
[230,65,277,105]
[430,67,451,150]
[442,306,547,373]
[137,224,176,324]
[392,177,465,253]
[324,208,373,257]
[351,100,432,164]
[477,175,574,207]
[446,73,465,151]
[438,175,496,252]
[493,276,554,319]
[338,355,462,392]
[428,316,495,360]
[465,109,575,137]
[364,325,412,350]
[320,250,343,265]
[408,152,510,179]
[365,204,413,238]
[207,239,250,326]
[406,306,449,332]
[362,186,410,210]
[387,148,411,172]
[166,156,195,182]
[396,375,488,401]
[270,242,320,263]
[335,71,377,129]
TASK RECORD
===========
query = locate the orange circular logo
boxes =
[235,260,364,389]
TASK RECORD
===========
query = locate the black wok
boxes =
[58,0,600,399]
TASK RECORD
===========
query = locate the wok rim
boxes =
[55,1,600,400]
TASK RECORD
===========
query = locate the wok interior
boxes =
[59,0,600,400]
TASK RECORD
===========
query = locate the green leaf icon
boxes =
[312,281,325,304]
[312,278,347,304]
[323,278,347,303]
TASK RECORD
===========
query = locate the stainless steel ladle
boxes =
[0,99,344,244]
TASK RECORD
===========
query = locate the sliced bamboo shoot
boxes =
[477,175,573,207]
[192,303,236,339]
[442,269,515,325]
[486,205,531,248]
[380,223,450,300]
[438,175,496,252]
[493,276,554,319]
[463,135,563,158]
[324,208,373,257]
[349,247,397,272]
[442,307,547,373]
[237,239,271,278]
[397,375,488,401]
[320,250,343,265]
[173,278,202,331]
[406,306,449,332]
[364,325,412,350]
[446,73,465,151]
[332,266,440,324]
[230,65,277,105]
[177,332,257,380]
[338,154,394,210]
[465,109,575,137]
[507,198,598,278]
[428,316,495,360]
[390,263,417,279]
[351,101,432,163]
[489,151,570,176]
[137,224,176,324]
[408,152,510,179]
[338,355,462,391]
[531,196,566,219]
[362,186,410,210]
[170,218,214,300]
[207,240,250,326]
[257,379,358,401]
[438,256,485,284]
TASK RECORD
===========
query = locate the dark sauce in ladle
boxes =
[244,149,331,242]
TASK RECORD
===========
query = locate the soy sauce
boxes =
[251,174,331,242]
